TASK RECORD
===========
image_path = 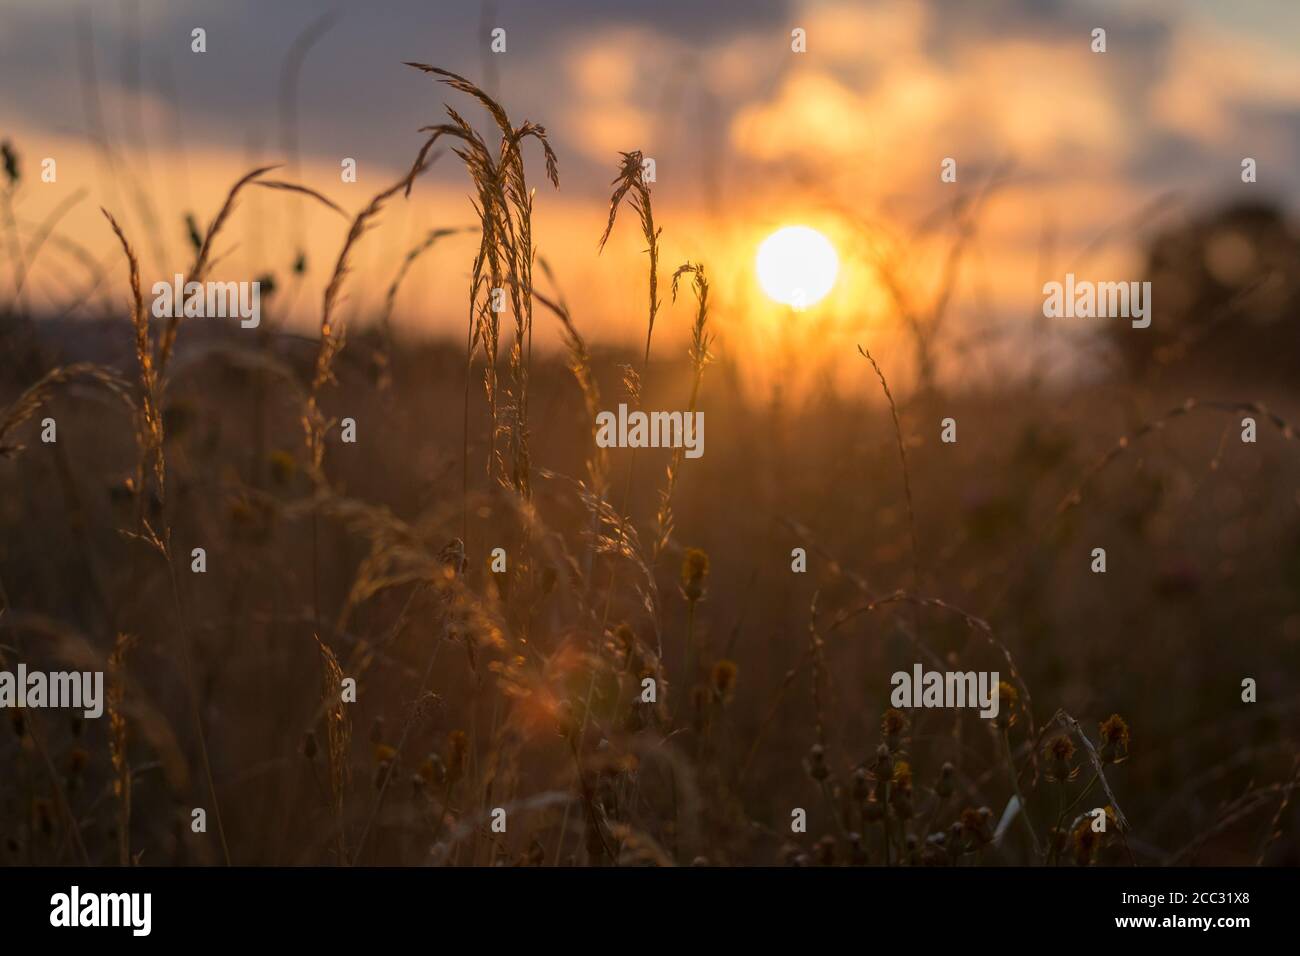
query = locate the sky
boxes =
[1,0,1298,390]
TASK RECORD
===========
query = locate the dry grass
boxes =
[0,65,1297,869]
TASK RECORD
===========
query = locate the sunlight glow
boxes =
[755,225,840,309]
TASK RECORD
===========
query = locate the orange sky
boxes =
[2,0,1298,392]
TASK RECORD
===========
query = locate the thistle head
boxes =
[680,547,709,602]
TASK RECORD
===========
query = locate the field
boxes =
[2,55,1300,869]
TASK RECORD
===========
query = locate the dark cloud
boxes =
[0,1,789,172]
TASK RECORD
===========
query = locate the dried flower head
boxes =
[1045,733,1079,783]
[1099,713,1130,764]
[681,547,709,602]
[711,659,737,702]
[892,760,913,790]
[881,707,908,751]
[1072,816,1100,866]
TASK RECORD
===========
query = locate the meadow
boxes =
[1,66,1298,867]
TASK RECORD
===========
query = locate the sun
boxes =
[755,225,840,309]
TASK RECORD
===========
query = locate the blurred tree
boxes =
[1116,202,1300,378]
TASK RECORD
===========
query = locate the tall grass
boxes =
[0,57,1296,870]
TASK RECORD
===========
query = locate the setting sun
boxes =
[755,225,840,309]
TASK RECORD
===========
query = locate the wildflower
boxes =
[881,707,907,751]
[1045,734,1079,783]
[710,659,737,703]
[680,547,709,602]
[1099,714,1130,764]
